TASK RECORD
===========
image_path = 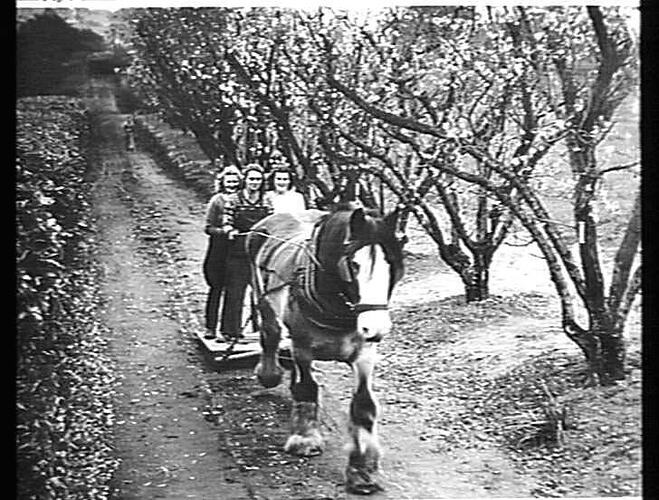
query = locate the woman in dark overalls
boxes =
[203,165,242,340]
[219,164,273,341]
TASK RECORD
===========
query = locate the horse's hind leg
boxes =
[253,293,284,388]
[284,349,323,457]
[345,343,384,495]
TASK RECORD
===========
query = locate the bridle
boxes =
[255,210,403,331]
[353,303,389,313]
[334,241,394,315]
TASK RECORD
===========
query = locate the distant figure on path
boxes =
[123,115,136,151]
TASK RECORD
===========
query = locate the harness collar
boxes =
[293,223,391,331]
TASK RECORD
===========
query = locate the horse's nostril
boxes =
[360,327,383,342]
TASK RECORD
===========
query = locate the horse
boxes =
[245,205,405,494]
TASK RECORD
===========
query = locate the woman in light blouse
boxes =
[263,166,307,214]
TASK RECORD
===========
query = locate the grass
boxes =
[496,351,642,497]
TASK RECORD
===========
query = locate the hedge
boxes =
[16,96,119,500]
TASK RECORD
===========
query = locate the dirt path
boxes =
[89,96,251,499]
[85,78,575,499]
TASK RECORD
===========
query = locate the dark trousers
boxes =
[205,286,223,332]
[220,253,251,337]
[203,234,228,332]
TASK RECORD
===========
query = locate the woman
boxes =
[264,165,307,214]
[123,115,136,151]
[202,165,242,340]
[219,164,273,341]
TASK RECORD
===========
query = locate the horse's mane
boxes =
[314,205,400,265]
[329,201,380,218]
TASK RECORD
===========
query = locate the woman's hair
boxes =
[242,163,266,194]
[243,163,265,177]
[266,165,297,191]
[214,165,243,193]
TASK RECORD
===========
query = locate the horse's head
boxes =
[317,206,406,341]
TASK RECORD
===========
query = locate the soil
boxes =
[84,77,641,500]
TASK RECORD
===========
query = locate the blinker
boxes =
[336,255,354,282]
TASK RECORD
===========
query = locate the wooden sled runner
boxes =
[196,330,292,366]
[193,307,291,368]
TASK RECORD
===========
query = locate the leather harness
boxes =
[254,215,392,333]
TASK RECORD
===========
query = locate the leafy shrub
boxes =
[16,96,118,499]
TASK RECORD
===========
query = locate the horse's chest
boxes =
[283,299,364,362]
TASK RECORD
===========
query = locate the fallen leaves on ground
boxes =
[377,293,641,497]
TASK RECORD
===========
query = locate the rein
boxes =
[234,229,323,269]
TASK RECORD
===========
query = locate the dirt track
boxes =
[85,78,639,499]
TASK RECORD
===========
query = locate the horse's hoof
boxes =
[345,466,384,495]
[346,482,384,495]
[284,432,324,457]
[255,362,283,388]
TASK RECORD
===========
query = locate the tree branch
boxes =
[607,191,641,313]
[326,74,446,139]
[582,6,625,133]
[224,48,332,197]
[599,160,640,175]
[613,264,641,333]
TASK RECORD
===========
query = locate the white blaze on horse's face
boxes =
[352,244,392,341]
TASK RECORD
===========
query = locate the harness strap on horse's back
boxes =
[254,230,311,299]
[290,226,358,331]
[253,215,388,332]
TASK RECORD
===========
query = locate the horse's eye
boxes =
[350,261,360,273]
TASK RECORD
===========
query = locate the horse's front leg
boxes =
[253,293,284,388]
[284,348,323,457]
[345,343,384,495]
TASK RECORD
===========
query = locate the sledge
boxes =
[194,323,291,368]
[195,287,292,368]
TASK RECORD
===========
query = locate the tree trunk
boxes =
[591,310,626,383]
[564,311,626,386]
[190,124,222,162]
[463,254,490,302]
[216,117,240,167]
[599,328,626,383]
[465,277,488,302]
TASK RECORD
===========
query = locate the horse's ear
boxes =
[348,207,369,238]
[383,205,408,246]
[383,205,401,229]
